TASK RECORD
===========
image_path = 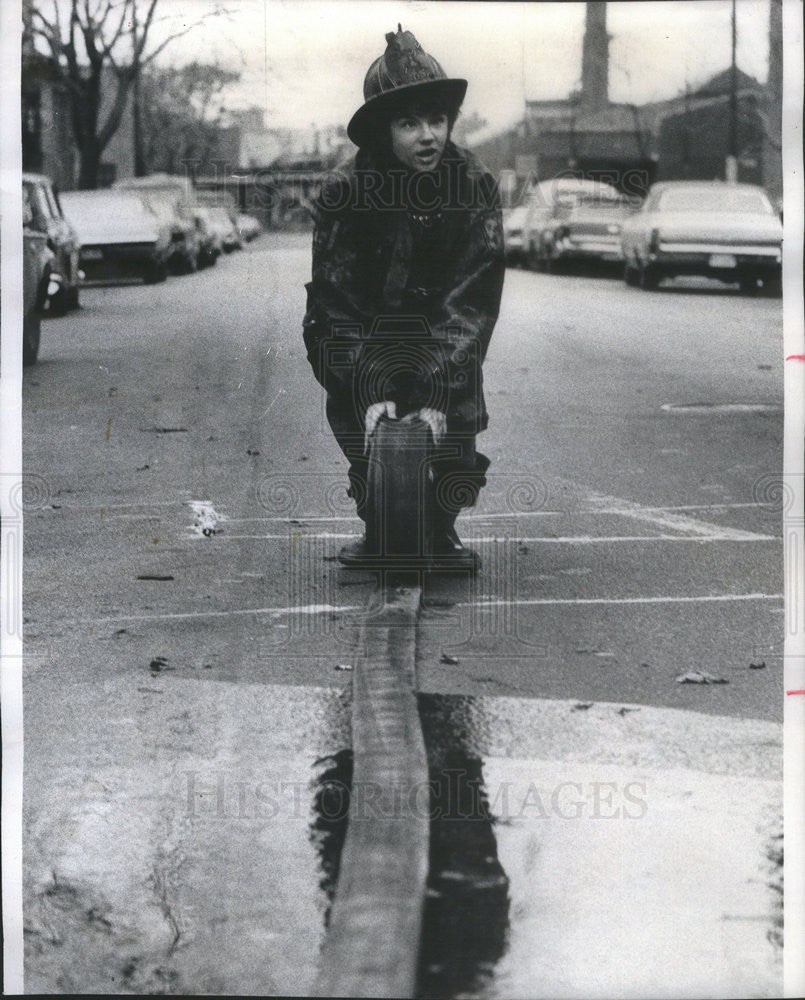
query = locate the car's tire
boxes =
[48,284,68,317]
[639,263,661,290]
[143,259,166,284]
[66,284,80,310]
[525,242,541,272]
[545,252,565,275]
[739,275,760,296]
[23,312,41,366]
[624,260,640,286]
[763,274,783,298]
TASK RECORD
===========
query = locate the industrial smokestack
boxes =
[581,2,609,111]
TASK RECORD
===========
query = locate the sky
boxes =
[72,0,775,134]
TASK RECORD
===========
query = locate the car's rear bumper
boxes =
[650,245,782,279]
[79,243,160,283]
[556,238,623,261]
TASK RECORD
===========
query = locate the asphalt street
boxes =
[21,232,785,994]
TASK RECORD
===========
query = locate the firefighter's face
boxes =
[390,110,449,171]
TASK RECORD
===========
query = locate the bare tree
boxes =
[25,0,229,188]
[140,61,240,175]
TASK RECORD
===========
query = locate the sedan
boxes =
[22,172,81,314]
[521,178,622,271]
[537,194,638,272]
[114,175,201,274]
[621,181,782,294]
[20,192,56,366]
[503,205,529,266]
[203,205,242,252]
[236,212,261,242]
[60,190,171,284]
[193,208,223,267]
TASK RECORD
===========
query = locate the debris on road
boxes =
[136,574,174,581]
[246,448,260,456]
[616,706,639,716]
[334,663,353,672]
[138,426,188,434]
[571,702,594,711]
[675,670,729,685]
[148,656,171,673]
[440,653,460,665]
[749,661,767,670]
[188,500,228,538]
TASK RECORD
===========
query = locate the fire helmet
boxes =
[347,25,467,148]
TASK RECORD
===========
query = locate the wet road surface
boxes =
[21,233,784,994]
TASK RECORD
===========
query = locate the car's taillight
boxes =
[649,228,660,254]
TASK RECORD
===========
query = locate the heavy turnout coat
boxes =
[302,142,505,433]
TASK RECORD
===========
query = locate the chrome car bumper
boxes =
[649,243,782,277]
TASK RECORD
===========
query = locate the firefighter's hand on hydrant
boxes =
[415,408,446,446]
[364,401,397,452]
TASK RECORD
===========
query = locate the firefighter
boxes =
[303,25,505,570]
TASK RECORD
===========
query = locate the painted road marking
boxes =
[216,533,778,543]
[62,592,783,627]
[457,593,783,608]
[221,502,772,524]
[584,490,771,540]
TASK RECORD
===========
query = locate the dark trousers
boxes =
[325,393,490,523]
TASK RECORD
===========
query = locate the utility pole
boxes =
[726,0,738,183]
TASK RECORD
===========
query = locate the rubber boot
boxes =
[430,514,480,573]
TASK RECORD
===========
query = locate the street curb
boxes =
[312,583,428,999]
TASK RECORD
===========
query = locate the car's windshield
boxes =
[137,195,174,223]
[658,187,773,215]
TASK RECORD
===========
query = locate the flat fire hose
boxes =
[313,419,432,998]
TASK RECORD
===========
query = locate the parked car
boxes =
[60,189,171,284]
[203,204,242,252]
[503,205,529,266]
[236,212,261,242]
[114,174,200,274]
[536,193,639,271]
[22,171,81,314]
[620,181,783,294]
[17,185,57,365]
[192,207,223,267]
[521,178,622,271]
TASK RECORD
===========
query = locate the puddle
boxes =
[27,683,778,995]
[305,690,781,1000]
[307,692,512,999]
[417,696,511,1000]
